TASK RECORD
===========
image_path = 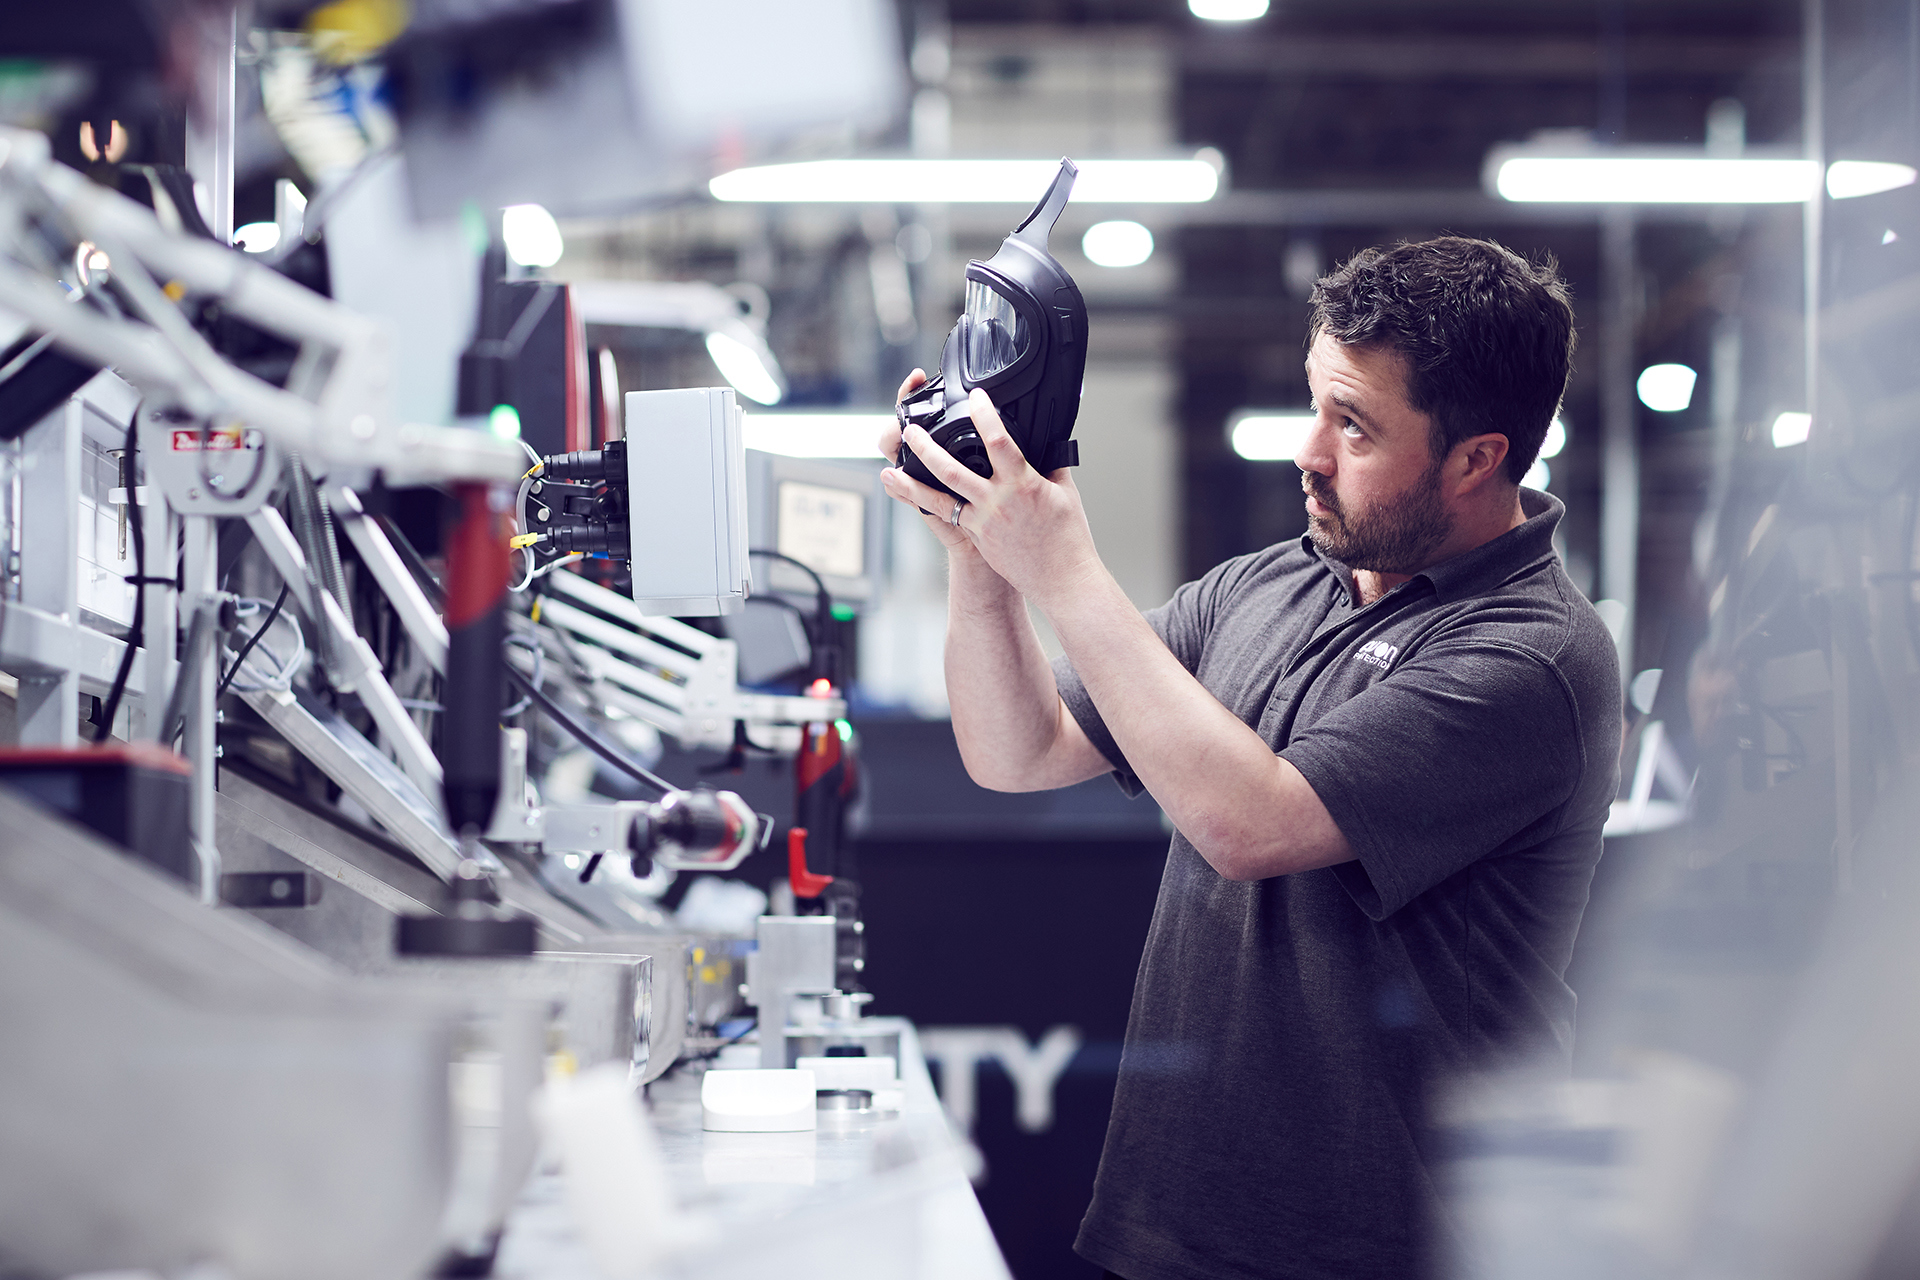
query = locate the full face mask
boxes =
[896,158,1088,500]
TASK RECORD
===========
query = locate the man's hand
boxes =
[880,385,1102,611]
[878,369,980,557]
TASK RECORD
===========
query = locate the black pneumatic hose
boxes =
[504,663,672,796]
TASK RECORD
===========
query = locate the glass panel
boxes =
[962,278,1028,381]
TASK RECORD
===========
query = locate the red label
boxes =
[170,427,261,451]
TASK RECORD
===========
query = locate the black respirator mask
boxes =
[896,158,1088,500]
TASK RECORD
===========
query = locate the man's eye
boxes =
[1341,419,1364,438]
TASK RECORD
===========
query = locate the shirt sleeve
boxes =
[1052,555,1255,798]
[1279,639,1587,920]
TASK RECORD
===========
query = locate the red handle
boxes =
[787,827,834,898]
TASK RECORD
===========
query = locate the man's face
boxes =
[1298,332,1455,575]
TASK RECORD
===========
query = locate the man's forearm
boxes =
[944,548,1074,791]
[1038,565,1352,878]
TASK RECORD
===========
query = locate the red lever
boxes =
[787,827,834,898]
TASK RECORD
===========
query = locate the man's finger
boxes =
[883,368,926,461]
[903,422,992,503]
[881,465,962,521]
[968,387,1030,473]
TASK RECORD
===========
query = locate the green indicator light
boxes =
[835,719,853,742]
[830,603,856,621]
[489,404,522,439]
[459,201,490,257]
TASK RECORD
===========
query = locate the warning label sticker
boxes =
[170,427,263,452]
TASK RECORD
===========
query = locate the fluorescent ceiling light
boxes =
[1636,364,1697,412]
[570,280,790,408]
[233,221,280,254]
[1771,411,1812,448]
[1230,412,1315,461]
[706,331,783,406]
[1494,156,1818,203]
[1523,458,1551,491]
[1082,220,1154,267]
[502,203,564,268]
[1827,160,1919,199]
[742,412,893,458]
[710,159,1219,204]
[1540,416,1567,459]
[1190,0,1269,18]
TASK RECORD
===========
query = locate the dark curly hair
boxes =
[1308,237,1576,485]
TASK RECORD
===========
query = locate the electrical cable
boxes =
[531,551,583,581]
[505,662,673,795]
[216,584,290,698]
[510,543,539,594]
[510,460,546,593]
[748,547,831,605]
[748,548,836,681]
[501,632,544,718]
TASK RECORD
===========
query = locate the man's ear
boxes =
[1452,432,1512,495]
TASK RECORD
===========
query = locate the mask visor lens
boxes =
[962,279,1029,382]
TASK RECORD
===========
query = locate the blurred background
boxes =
[10,0,1920,1277]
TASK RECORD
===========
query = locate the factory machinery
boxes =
[0,124,966,1280]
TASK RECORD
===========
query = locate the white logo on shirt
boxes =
[1355,639,1399,671]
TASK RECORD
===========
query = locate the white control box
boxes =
[623,387,750,615]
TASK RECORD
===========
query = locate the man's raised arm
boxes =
[879,371,1110,794]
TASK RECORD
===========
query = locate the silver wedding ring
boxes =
[949,500,965,527]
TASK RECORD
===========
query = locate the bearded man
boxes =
[879,236,1621,1280]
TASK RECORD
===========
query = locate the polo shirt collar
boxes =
[1299,488,1565,606]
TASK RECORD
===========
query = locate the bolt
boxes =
[187,488,201,500]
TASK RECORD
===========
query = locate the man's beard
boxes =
[1302,458,1455,574]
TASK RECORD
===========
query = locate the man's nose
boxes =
[1294,418,1337,476]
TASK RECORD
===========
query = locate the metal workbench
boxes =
[496,1019,1012,1280]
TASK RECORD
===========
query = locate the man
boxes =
[878,237,1620,1280]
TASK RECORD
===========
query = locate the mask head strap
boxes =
[1010,157,1078,252]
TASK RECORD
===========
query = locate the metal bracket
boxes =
[245,505,444,800]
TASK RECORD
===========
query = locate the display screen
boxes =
[777,481,865,580]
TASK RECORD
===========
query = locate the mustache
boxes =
[1302,472,1340,514]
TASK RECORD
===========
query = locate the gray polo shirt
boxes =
[1054,490,1620,1280]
